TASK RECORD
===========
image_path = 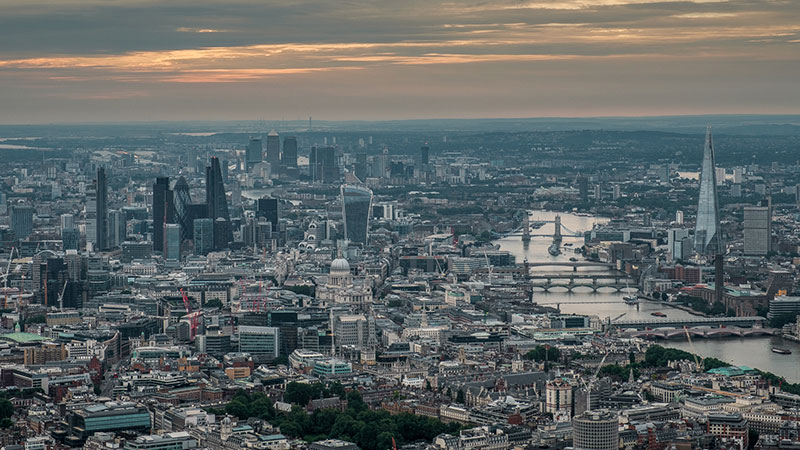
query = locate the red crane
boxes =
[180,288,199,339]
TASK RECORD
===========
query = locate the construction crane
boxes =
[180,288,199,339]
[2,247,16,310]
[58,281,68,311]
[583,350,610,413]
[683,327,706,372]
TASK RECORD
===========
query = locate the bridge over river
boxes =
[611,316,766,330]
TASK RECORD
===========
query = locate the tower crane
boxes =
[180,288,199,339]
[582,350,609,413]
[684,327,706,372]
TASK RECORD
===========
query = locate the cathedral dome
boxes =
[330,257,350,274]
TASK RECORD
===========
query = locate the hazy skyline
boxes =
[1,0,799,124]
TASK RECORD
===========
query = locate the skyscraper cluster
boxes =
[152,157,234,259]
[244,130,298,176]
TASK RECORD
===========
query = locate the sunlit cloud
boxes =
[176,27,225,33]
[0,0,798,121]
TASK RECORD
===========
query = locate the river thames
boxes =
[494,210,800,382]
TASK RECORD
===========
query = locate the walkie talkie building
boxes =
[341,184,373,244]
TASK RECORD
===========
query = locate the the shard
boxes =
[694,126,722,256]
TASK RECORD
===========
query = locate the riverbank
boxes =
[638,296,709,318]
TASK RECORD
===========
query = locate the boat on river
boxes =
[772,347,792,355]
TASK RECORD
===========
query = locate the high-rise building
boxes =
[165,223,181,261]
[266,130,280,169]
[310,146,338,183]
[62,228,80,251]
[354,150,367,182]
[60,213,75,232]
[193,218,214,255]
[695,126,722,256]
[173,176,191,241]
[152,177,174,253]
[577,176,589,202]
[10,205,35,239]
[282,136,298,168]
[205,157,233,246]
[95,167,108,250]
[107,210,126,248]
[341,184,373,244]
[572,410,619,450]
[668,228,692,262]
[246,137,263,171]
[257,197,280,232]
[743,198,772,256]
[420,145,430,165]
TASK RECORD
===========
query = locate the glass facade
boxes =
[695,126,722,256]
[341,184,373,244]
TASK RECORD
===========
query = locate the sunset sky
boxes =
[1,0,799,123]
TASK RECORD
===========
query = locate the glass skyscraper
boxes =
[694,126,722,256]
[173,176,191,241]
[282,136,298,168]
[246,137,262,170]
[95,166,108,250]
[341,184,373,244]
[153,176,174,253]
[193,218,214,255]
[205,157,233,246]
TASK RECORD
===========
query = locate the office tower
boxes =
[572,410,619,450]
[238,326,280,361]
[60,213,75,232]
[612,184,621,200]
[577,176,589,202]
[165,223,181,261]
[95,167,108,250]
[333,314,376,350]
[668,228,692,262]
[173,176,191,241]
[213,218,229,250]
[205,157,233,245]
[184,202,208,241]
[107,210,126,248]
[10,205,34,239]
[246,137,262,170]
[594,184,602,200]
[282,136,298,168]
[695,127,722,256]
[152,177,174,253]
[62,228,80,251]
[193,218,214,255]
[354,150,367,182]
[341,184,373,244]
[310,146,338,183]
[420,145,430,165]
[257,197,280,232]
[230,180,242,207]
[675,210,684,225]
[743,198,772,256]
[266,130,280,169]
[796,183,800,206]
[122,241,153,263]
